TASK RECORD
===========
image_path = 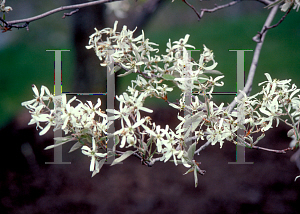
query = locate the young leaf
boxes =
[147,136,153,147]
[265,0,284,9]
[287,129,295,138]
[253,133,265,145]
[53,136,73,142]
[203,70,223,75]
[197,74,209,83]
[92,159,106,177]
[69,141,83,153]
[162,74,175,81]
[117,70,133,77]
[45,141,70,150]
[45,137,75,150]
[187,142,197,160]
[114,135,120,146]
[111,150,134,166]
[183,167,194,175]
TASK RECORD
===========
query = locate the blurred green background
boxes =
[1,0,300,128]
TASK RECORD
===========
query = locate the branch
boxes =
[182,0,201,20]
[254,5,293,43]
[62,9,80,19]
[1,0,122,30]
[249,145,293,154]
[200,1,238,19]
[256,0,274,5]
[181,0,274,21]
[195,141,211,155]
[227,5,279,113]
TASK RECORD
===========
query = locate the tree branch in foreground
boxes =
[200,1,238,19]
[62,8,80,19]
[254,5,293,43]
[182,0,274,21]
[0,0,122,31]
[182,0,201,20]
[227,5,279,113]
[181,0,239,20]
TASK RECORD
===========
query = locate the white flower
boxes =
[161,146,183,166]
[281,0,293,11]
[156,84,173,97]
[116,91,153,118]
[206,119,231,148]
[0,0,12,12]
[21,85,48,108]
[259,100,282,132]
[82,98,102,118]
[114,117,145,148]
[144,123,169,152]
[28,105,44,130]
[38,112,56,136]
[81,137,107,172]
[199,45,218,70]
[172,34,195,51]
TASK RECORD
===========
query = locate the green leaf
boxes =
[53,136,72,142]
[265,0,284,9]
[98,158,106,169]
[45,140,71,150]
[142,141,148,151]
[187,142,197,160]
[245,135,253,144]
[183,167,194,175]
[162,74,175,81]
[253,133,265,145]
[91,159,106,177]
[117,69,133,77]
[99,136,107,141]
[287,129,295,138]
[69,141,82,153]
[107,151,116,158]
[147,136,153,147]
[45,136,75,150]
[3,13,5,20]
[114,135,120,146]
[197,74,208,83]
[203,70,223,75]
[110,150,134,166]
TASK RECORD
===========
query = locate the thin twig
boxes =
[227,5,279,113]
[182,0,201,20]
[250,145,293,153]
[254,5,293,43]
[195,141,211,155]
[199,1,238,19]
[256,0,274,5]
[1,0,122,30]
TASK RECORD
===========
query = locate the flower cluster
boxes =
[22,22,300,187]
[21,85,108,176]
